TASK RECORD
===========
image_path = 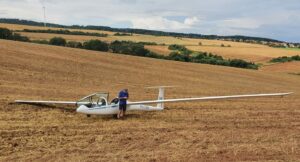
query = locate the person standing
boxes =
[118,89,129,119]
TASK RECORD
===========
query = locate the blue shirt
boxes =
[118,90,129,105]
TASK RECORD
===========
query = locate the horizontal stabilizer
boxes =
[145,86,176,89]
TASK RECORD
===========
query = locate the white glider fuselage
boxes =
[76,104,163,115]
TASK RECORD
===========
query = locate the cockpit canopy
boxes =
[76,92,109,107]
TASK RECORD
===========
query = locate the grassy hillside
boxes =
[0,40,299,161]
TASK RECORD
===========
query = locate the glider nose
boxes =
[76,105,88,113]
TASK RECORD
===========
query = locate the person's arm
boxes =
[120,96,128,99]
[119,92,128,100]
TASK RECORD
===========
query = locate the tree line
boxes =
[22,29,108,37]
[167,44,258,69]
[270,55,300,63]
[0,27,29,42]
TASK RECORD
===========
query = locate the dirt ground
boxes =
[0,40,300,161]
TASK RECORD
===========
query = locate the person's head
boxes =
[124,89,128,92]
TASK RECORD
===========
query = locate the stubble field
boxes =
[0,39,299,161]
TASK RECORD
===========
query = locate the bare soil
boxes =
[0,39,299,161]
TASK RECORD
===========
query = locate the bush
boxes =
[11,33,30,42]
[0,28,29,41]
[168,52,186,61]
[291,55,300,61]
[83,40,109,51]
[49,37,66,46]
[138,41,158,45]
[229,59,258,69]
[270,55,300,63]
[114,32,132,36]
[109,41,150,56]
[131,44,150,56]
[66,41,83,48]
[0,28,13,39]
[168,44,188,51]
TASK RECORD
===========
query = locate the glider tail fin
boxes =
[146,86,176,109]
[157,87,165,109]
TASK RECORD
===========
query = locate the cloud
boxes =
[220,18,261,29]
[131,16,199,31]
[184,17,199,26]
[118,0,137,4]
[0,0,299,42]
[132,17,187,30]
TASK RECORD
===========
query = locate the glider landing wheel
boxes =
[87,114,91,118]
[113,114,118,119]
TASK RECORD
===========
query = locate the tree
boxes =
[0,28,29,41]
[168,44,188,51]
[168,52,186,61]
[49,37,66,46]
[0,28,13,39]
[83,40,109,51]
[11,33,30,42]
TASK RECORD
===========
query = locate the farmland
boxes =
[1,23,299,68]
[0,39,299,161]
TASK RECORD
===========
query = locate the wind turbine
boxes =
[40,0,47,27]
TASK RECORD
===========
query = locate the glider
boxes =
[15,86,293,116]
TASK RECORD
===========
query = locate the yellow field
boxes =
[0,39,299,161]
[261,62,300,73]
[0,23,116,35]
[186,45,300,63]
[145,45,170,55]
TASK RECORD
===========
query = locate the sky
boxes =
[0,0,300,42]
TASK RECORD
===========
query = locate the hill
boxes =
[0,18,282,43]
[2,23,299,69]
[0,40,299,161]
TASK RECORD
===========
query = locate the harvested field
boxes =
[145,45,171,56]
[0,39,300,161]
[17,32,111,43]
[261,62,300,73]
[186,46,300,63]
[0,23,115,35]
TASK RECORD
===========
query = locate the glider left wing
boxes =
[15,100,77,105]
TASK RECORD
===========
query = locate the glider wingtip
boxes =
[281,92,294,96]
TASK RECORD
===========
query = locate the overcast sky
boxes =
[1,0,300,42]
